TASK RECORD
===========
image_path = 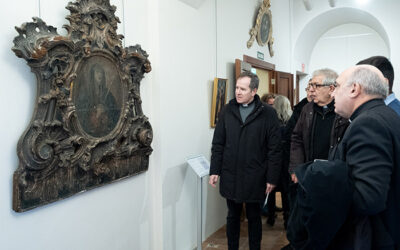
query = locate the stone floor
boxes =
[202,195,289,250]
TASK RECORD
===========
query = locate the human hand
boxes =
[209,175,219,187]
[266,183,276,194]
[291,173,298,183]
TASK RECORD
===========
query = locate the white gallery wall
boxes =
[308,23,389,84]
[0,0,292,250]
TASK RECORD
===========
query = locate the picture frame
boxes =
[211,78,228,127]
[11,0,153,212]
[247,0,274,57]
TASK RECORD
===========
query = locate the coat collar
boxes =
[313,99,335,114]
[350,98,385,121]
[229,94,263,124]
[229,94,261,106]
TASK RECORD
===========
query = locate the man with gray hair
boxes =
[357,55,400,116]
[289,68,348,182]
[284,68,348,250]
[328,65,400,249]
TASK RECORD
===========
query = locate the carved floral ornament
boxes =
[247,0,274,57]
[12,0,153,212]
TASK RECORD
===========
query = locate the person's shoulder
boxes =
[225,98,238,109]
[303,101,313,109]
[388,98,400,114]
[298,101,313,115]
[355,103,400,128]
[260,102,274,111]
[294,98,308,110]
[259,103,278,119]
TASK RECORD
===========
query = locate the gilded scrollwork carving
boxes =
[247,0,274,57]
[12,0,152,212]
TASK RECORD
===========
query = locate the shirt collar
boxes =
[385,93,396,105]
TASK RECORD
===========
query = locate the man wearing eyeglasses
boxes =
[283,69,349,250]
[289,68,348,182]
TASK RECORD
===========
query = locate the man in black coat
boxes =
[284,69,348,250]
[209,71,282,250]
[328,65,400,249]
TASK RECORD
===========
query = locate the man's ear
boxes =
[349,83,361,98]
[251,88,258,96]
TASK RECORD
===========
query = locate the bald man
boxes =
[328,65,400,249]
[357,56,400,116]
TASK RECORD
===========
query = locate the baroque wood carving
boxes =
[12,0,152,212]
[247,0,274,57]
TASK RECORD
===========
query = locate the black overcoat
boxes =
[209,95,282,202]
[287,159,352,250]
[329,99,400,249]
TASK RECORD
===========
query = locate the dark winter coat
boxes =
[282,98,309,171]
[209,95,282,202]
[289,101,349,172]
[284,97,309,144]
[328,99,400,250]
[287,159,352,250]
[278,120,290,193]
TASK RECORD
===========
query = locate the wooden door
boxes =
[275,71,294,106]
[255,68,271,97]
[235,56,275,98]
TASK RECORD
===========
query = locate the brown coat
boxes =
[289,101,349,173]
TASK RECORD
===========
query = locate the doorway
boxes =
[235,55,294,105]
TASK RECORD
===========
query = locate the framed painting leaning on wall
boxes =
[211,78,228,127]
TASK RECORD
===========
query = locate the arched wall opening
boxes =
[293,7,391,100]
[309,23,389,77]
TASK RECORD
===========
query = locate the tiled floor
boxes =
[202,195,289,250]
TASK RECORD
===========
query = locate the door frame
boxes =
[235,55,275,93]
[235,55,294,105]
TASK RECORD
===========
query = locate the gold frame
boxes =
[211,78,228,127]
[247,0,274,57]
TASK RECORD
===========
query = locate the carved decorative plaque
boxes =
[12,0,152,212]
[247,0,274,57]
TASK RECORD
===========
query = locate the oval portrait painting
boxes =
[259,12,271,44]
[73,56,123,138]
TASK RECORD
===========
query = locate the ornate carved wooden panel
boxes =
[12,0,152,212]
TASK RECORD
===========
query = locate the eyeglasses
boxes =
[309,82,337,89]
